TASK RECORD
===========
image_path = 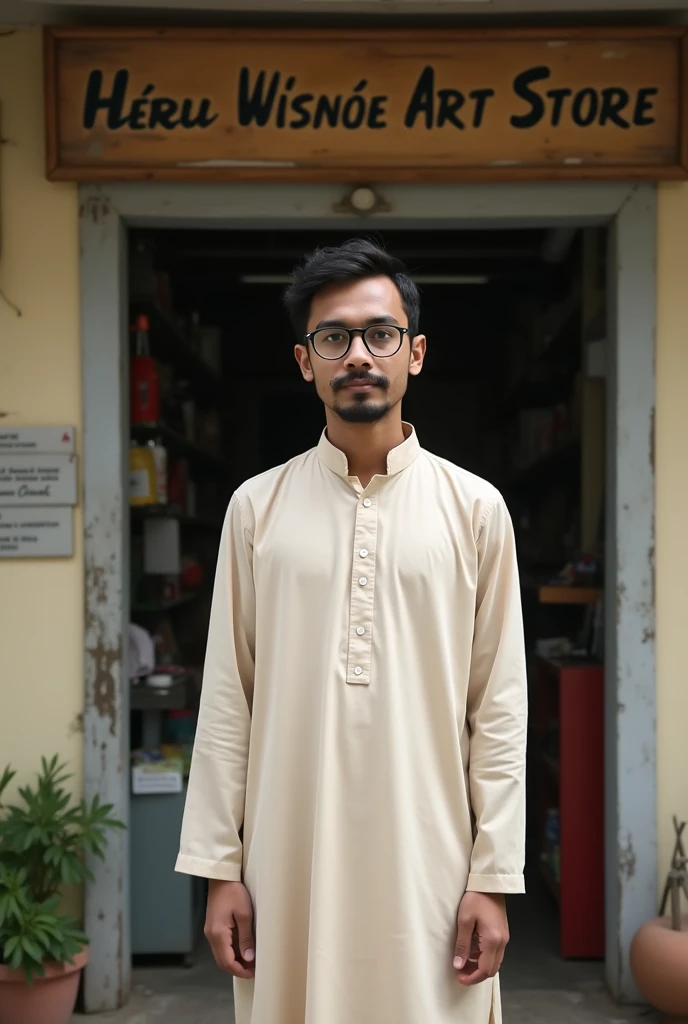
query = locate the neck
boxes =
[325,408,406,488]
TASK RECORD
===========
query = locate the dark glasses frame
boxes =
[304,325,409,360]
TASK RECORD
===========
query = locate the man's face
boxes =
[294,276,426,424]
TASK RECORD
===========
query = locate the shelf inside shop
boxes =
[130,295,223,398]
[132,589,210,615]
[539,586,602,605]
[520,572,569,594]
[130,504,223,533]
[130,675,196,712]
[536,656,604,676]
[506,437,580,490]
[131,423,228,474]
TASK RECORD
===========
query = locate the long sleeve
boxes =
[465,496,527,894]
[175,492,255,882]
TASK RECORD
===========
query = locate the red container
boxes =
[130,315,160,424]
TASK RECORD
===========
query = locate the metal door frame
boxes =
[78,180,656,1011]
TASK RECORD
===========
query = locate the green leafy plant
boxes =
[0,756,124,983]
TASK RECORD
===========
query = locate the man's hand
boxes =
[205,879,255,979]
[453,891,509,986]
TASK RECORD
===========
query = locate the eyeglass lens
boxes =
[311,325,403,359]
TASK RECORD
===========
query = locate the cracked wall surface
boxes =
[656,182,688,897]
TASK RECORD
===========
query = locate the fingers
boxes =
[234,903,256,969]
[459,963,490,986]
[457,952,492,986]
[205,923,254,979]
[457,932,503,987]
[453,906,476,971]
[454,892,509,986]
[205,917,255,979]
[204,881,256,980]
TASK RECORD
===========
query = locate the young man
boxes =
[176,239,527,1024]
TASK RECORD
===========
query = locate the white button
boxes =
[356,626,365,636]
[363,498,372,508]
[359,577,368,586]
[359,549,369,558]
[354,666,363,676]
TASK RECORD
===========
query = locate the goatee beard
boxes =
[333,400,392,423]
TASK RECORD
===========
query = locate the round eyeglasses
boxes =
[305,325,408,360]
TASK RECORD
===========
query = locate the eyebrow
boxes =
[313,315,402,330]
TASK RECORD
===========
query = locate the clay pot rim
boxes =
[635,913,688,933]
[0,947,89,984]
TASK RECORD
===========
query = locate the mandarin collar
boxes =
[316,423,421,480]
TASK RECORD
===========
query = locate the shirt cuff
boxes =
[175,853,243,882]
[465,872,526,894]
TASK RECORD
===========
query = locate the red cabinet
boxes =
[532,658,605,958]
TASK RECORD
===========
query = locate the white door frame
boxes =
[78,181,656,1012]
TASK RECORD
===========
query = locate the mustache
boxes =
[331,371,390,393]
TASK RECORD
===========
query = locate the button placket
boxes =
[346,494,377,685]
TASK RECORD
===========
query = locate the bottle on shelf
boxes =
[131,314,160,424]
[129,441,157,507]
[148,437,168,505]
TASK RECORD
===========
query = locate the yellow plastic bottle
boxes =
[129,441,157,506]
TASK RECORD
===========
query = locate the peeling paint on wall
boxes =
[619,835,637,881]
[616,581,626,626]
[85,558,120,737]
[649,520,656,611]
[79,187,131,1013]
[68,712,84,736]
[79,195,111,226]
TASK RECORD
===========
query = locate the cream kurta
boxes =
[176,426,527,1024]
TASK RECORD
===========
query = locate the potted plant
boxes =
[0,756,123,1024]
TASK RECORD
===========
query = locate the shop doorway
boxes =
[78,182,656,1013]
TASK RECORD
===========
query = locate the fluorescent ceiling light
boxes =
[240,274,490,285]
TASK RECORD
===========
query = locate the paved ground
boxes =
[70,959,656,1024]
[71,879,658,1024]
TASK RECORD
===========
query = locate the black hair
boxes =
[283,237,420,341]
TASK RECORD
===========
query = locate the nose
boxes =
[345,331,373,370]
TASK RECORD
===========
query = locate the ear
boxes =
[408,334,426,378]
[295,343,314,382]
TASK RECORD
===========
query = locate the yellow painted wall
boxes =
[656,183,688,892]
[0,30,82,793]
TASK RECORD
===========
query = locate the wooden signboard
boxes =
[45,26,688,183]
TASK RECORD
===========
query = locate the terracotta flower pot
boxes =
[630,915,688,1017]
[0,948,88,1024]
